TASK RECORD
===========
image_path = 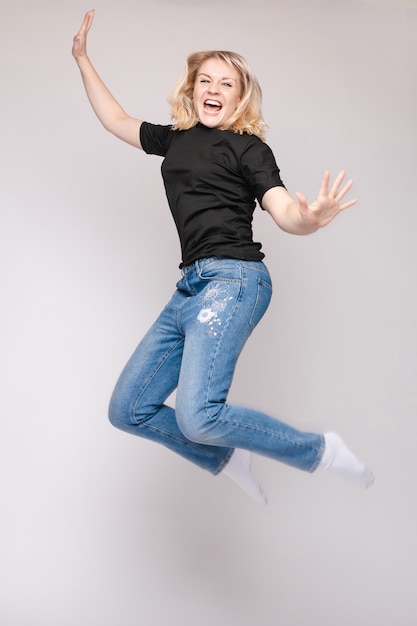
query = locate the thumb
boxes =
[294,191,308,208]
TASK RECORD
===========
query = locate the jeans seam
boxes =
[204,270,244,422]
[310,434,326,473]
[214,415,322,472]
[130,338,184,425]
[215,448,235,474]
[249,278,272,331]
[138,423,233,475]
[197,258,242,283]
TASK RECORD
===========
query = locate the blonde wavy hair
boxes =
[168,50,267,141]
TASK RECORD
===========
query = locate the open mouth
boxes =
[204,99,222,113]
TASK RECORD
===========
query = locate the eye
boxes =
[223,82,233,88]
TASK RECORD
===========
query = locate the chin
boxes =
[199,115,225,129]
[202,120,220,128]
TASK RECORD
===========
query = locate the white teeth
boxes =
[205,100,222,107]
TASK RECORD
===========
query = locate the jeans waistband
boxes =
[181,256,268,276]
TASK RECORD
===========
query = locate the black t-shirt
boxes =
[140,122,285,267]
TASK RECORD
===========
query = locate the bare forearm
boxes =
[262,172,357,236]
[76,55,128,132]
[271,200,320,235]
[262,187,319,236]
[72,11,141,148]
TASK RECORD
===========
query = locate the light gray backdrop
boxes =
[1,0,416,624]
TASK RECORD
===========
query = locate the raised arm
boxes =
[72,10,143,149]
[262,170,358,235]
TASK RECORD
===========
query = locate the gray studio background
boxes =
[1,0,416,624]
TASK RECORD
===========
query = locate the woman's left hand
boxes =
[295,170,358,229]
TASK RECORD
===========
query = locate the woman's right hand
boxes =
[72,9,95,61]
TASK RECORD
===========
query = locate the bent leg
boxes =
[108,292,233,474]
[175,259,324,473]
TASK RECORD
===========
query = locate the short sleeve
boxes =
[140,122,173,156]
[240,138,285,206]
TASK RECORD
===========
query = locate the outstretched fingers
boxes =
[322,170,358,209]
[79,9,95,35]
[320,169,345,198]
[72,9,95,58]
[317,169,329,194]
[328,170,346,196]
[333,174,357,209]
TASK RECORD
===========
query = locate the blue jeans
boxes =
[109,258,324,475]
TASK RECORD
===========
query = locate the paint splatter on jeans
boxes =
[197,282,233,337]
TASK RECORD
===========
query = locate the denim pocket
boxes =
[249,278,273,331]
[197,258,242,283]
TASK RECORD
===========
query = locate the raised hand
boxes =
[295,170,358,229]
[72,9,95,60]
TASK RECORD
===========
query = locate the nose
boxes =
[208,81,220,94]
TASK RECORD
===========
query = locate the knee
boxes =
[108,384,138,431]
[108,392,129,431]
[108,385,159,431]
[175,402,221,445]
[176,418,204,444]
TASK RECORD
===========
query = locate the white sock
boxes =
[319,432,374,488]
[223,449,267,505]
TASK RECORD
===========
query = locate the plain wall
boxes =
[1,0,416,624]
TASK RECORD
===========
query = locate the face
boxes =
[192,57,242,129]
